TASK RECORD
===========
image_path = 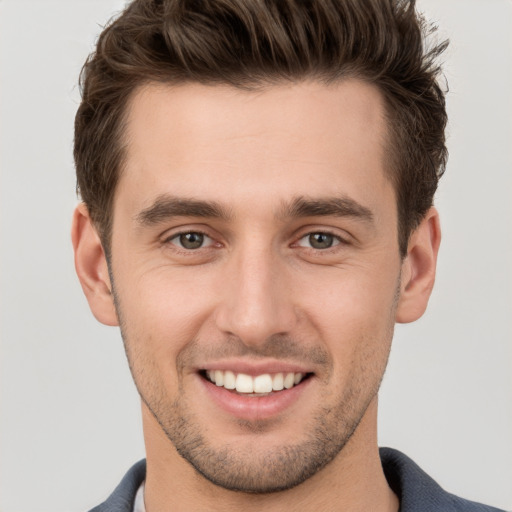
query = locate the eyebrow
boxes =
[135,195,233,226]
[135,194,374,227]
[282,196,374,224]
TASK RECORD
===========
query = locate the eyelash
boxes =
[294,231,348,251]
[163,230,216,251]
[162,229,349,254]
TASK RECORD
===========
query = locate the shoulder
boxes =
[88,459,146,512]
[88,453,506,512]
[380,448,506,512]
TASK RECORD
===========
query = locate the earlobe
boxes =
[395,207,441,324]
[71,203,119,326]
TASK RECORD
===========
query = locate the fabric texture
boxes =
[88,448,506,511]
[88,459,145,512]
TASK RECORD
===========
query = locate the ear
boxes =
[71,203,119,326]
[395,207,441,323]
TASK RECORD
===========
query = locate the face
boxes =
[108,80,403,492]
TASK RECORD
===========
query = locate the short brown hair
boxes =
[74,0,448,257]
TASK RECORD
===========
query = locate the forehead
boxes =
[117,79,393,219]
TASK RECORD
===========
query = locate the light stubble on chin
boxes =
[158,385,370,493]
[113,280,399,494]
[126,336,389,494]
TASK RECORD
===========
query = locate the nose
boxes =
[214,244,297,348]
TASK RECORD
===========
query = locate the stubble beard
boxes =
[124,335,391,494]
[113,281,399,494]
[151,381,377,493]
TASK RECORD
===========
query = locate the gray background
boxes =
[1,0,511,510]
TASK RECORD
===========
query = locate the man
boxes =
[71,0,505,511]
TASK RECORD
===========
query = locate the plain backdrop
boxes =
[1,1,511,511]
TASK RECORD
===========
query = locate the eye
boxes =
[168,232,213,250]
[297,232,341,250]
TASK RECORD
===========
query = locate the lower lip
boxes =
[199,375,313,421]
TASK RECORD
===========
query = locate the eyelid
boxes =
[297,233,343,250]
[298,233,339,246]
[293,227,351,247]
[160,223,213,241]
[161,228,218,250]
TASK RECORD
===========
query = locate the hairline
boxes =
[98,75,412,260]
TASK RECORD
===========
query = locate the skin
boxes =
[72,80,440,511]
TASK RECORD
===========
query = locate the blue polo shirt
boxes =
[89,448,506,511]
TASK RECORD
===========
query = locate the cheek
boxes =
[114,266,219,356]
[295,264,399,366]
[298,264,399,326]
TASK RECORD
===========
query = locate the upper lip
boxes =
[198,359,313,376]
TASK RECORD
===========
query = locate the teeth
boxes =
[223,370,236,390]
[253,374,273,393]
[283,372,295,389]
[272,373,284,391]
[204,370,307,393]
[214,370,224,387]
[235,373,254,393]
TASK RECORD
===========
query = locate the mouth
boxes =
[199,369,313,396]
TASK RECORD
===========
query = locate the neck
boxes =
[141,398,399,512]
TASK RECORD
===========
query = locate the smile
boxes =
[203,370,309,395]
